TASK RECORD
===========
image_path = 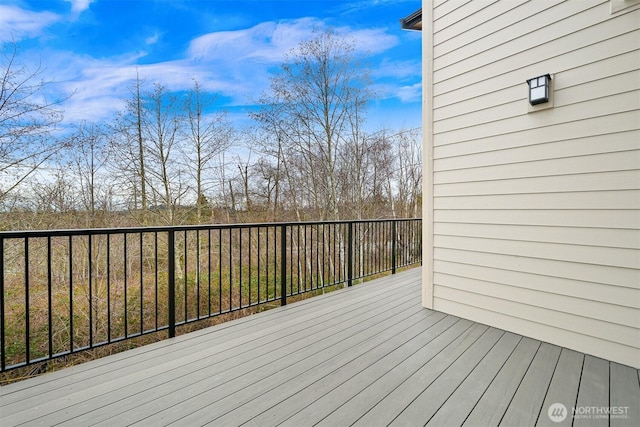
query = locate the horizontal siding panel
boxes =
[434,170,640,197]
[434,247,640,288]
[434,0,599,73]
[434,71,640,134]
[434,223,640,249]
[433,0,493,32]
[434,190,640,210]
[435,130,640,170]
[611,0,640,14]
[434,209,640,229]
[434,85,520,122]
[432,298,640,368]
[433,0,471,21]
[554,70,640,107]
[433,0,555,53]
[434,151,640,183]
[433,286,639,347]
[433,272,640,329]
[434,99,521,135]
[434,235,640,269]
[433,9,638,94]
[434,91,639,145]
[434,29,639,102]
[434,260,640,309]
[435,111,640,159]
[555,50,640,92]
[434,50,640,121]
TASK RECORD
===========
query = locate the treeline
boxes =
[0,31,421,231]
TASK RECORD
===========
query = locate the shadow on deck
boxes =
[1,268,638,426]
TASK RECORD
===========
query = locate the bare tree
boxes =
[0,41,66,205]
[181,80,234,223]
[111,77,188,224]
[247,116,298,220]
[68,122,111,223]
[393,128,422,218]
[110,72,149,222]
[237,162,252,213]
[252,30,372,220]
[31,169,78,214]
[142,83,184,225]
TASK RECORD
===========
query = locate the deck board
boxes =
[254,314,456,427]
[68,284,423,425]
[315,317,474,427]
[1,267,638,427]
[353,322,490,426]
[5,271,415,398]
[500,342,562,426]
[187,308,439,426]
[99,291,428,425]
[536,348,584,427]
[610,362,640,427]
[4,276,419,425]
[265,315,472,426]
[425,332,521,426]
[462,336,540,426]
[389,327,506,425]
[574,355,610,427]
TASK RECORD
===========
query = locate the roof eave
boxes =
[400,8,422,31]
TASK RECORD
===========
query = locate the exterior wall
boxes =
[422,0,640,368]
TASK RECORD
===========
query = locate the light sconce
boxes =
[527,74,551,105]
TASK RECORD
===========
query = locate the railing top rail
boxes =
[0,218,421,239]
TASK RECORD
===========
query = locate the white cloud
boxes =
[188,18,397,63]
[337,0,417,15]
[145,32,161,46]
[347,28,398,54]
[188,20,307,63]
[0,5,60,42]
[184,17,397,104]
[370,79,421,105]
[65,0,95,14]
[374,58,421,80]
[46,50,238,123]
[27,17,401,125]
[396,82,422,103]
[56,59,191,122]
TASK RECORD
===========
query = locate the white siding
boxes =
[424,0,640,368]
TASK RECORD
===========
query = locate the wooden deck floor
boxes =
[1,268,638,426]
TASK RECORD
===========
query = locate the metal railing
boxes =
[0,218,421,372]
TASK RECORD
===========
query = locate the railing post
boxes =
[280,224,287,306]
[0,236,4,372]
[392,220,397,274]
[168,230,176,338]
[347,222,353,287]
[419,220,423,266]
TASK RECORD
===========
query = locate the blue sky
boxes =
[1,0,422,131]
